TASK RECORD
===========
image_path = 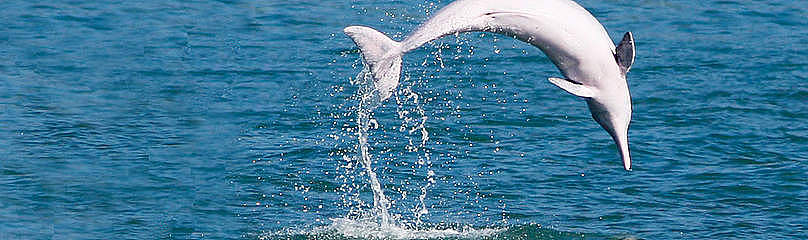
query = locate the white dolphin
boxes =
[344,0,636,170]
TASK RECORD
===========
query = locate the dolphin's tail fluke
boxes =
[344,26,402,101]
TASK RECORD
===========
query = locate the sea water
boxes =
[0,0,806,239]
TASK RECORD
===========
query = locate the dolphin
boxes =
[344,0,636,170]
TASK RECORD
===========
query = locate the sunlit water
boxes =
[1,0,806,239]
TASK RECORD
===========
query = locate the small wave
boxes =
[261,220,638,240]
[325,218,504,239]
[264,218,503,240]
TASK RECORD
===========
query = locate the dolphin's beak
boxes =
[586,100,632,171]
[615,133,631,171]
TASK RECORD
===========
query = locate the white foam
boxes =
[317,217,503,239]
[263,217,504,239]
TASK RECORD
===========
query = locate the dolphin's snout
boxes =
[615,119,631,171]
[619,138,631,171]
[587,99,632,171]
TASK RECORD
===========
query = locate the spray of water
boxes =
[310,64,504,238]
[349,67,395,227]
[325,57,445,234]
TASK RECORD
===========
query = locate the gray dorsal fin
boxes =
[615,32,635,75]
[548,77,596,98]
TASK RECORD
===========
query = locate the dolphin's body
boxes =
[344,0,636,170]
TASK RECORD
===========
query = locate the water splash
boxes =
[395,86,434,224]
[337,57,438,232]
[351,67,394,227]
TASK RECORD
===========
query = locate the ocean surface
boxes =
[1,0,806,239]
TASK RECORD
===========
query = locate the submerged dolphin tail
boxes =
[344,26,402,101]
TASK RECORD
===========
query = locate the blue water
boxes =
[1,0,806,239]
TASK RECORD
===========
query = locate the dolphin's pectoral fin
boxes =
[615,32,635,75]
[548,77,596,98]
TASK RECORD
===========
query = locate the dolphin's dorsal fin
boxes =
[615,32,635,75]
[548,77,596,98]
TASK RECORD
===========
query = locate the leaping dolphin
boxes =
[344,0,636,170]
